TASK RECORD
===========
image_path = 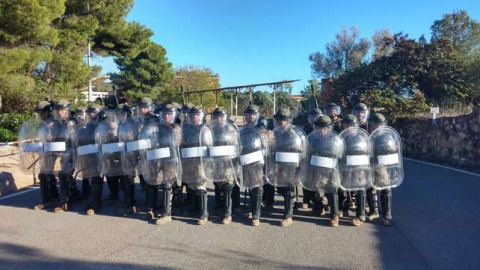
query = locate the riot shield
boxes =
[140,123,181,186]
[370,126,403,190]
[18,119,43,175]
[74,122,100,178]
[338,127,372,191]
[266,125,307,187]
[39,119,74,175]
[303,130,344,193]
[95,112,124,177]
[180,124,213,187]
[202,121,241,184]
[119,118,144,176]
[238,126,267,189]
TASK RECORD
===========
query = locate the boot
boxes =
[54,202,69,213]
[327,192,339,219]
[381,189,392,226]
[367,188,380,221]
[81,178,91,199]
[232,184,241,214]
[90,176,103,213]
[222,183,233,222]
[330,215,339,227]
[280,188,294,227]
[197,190,208,225]
[159,183,172,218]
[355,190,366,222]
[251,187,263,225]
[309,191,325,216]
[146,184,158,213]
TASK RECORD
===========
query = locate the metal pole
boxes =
[235,93,238,120]
[230,91,233,116]
[87,2,92,102]
[273,85,276,113]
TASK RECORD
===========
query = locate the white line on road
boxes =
[405,158,480,177]
[0,187,39,201]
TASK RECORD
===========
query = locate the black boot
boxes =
[232,184,241,214]
[197,189,208,225]
[156,183,173,225]
[222,183,233,224]
[144,184,158,220]
[81,178,91,199]
[87,176,103,215]
[352,190,366,226]
[381,189,392,226]
[280,187,294,227]
[250,187,263,226]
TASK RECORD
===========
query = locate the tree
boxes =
[299,79,321,113]
[372,28,394,61]
[309,26,371,78]
[332,34,469,120]
[169,65,223,112]
[431,10,480,59]
[0,0,154,111]
[110,42,175,100]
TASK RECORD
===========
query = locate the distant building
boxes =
[80,91,109,101]
[291,94,303,101]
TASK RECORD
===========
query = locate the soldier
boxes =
[369,113,404,226]
[303,115,345,226]
[206,107,241,225]
[139,104,182,225]
[300,108,324,214]
[30,101,59,210]
[267,108,307,227]
[352,103,370,131]
[51,99,79,213]
[239,104,267,226]
[325,103,342,133]
[75,104,103,215]
[339,116,373,226]
[180,106,213,225]
[75,107,87,126]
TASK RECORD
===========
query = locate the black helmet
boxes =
[160,104,178,124]
[86,104,102,114]
[104,95,119,110]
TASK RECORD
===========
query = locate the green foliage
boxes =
[309,26,371,78]
[110,42,175,101]
[0,0,153,112]
[332,34,468,120]
[299,79,321,113]
[169,65,222,112]
[0,111,34,142]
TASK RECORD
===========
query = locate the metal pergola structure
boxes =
[181,79,300,117]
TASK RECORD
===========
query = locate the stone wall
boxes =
[392,105,480,172]
[0,146,36,195]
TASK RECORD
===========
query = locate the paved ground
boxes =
[0,159,479,269]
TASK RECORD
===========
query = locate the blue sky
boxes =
[92,0,480,94]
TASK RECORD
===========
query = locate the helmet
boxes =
[188,106,205,125]
[325,103,341,118]
[34,101,53,113]
[314,115,333,131]
[86,104,102,122]
[307,108,323,125]
[211,107,228,124]
[54,99,72,121]
[243,104,261,125]
[342,114,358,130]
[352,103,369,124]
[160,104,178,124]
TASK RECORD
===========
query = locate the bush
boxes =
[0,111,34,142]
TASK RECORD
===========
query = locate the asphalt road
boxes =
[0,159,479,269]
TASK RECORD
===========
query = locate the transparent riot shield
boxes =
[202,121,241,184]
[119,118,144,176]
[338,127,372,191]
[266,125,307,187]
[39,119,74,175]
[180,124,213,187]
[18,119,42,175]
[75,122,100,178]
[238,126,267,189]
[95,112,125,177]
[140,123,181,186]
[303,130,344,193]
[370,126,403,190]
